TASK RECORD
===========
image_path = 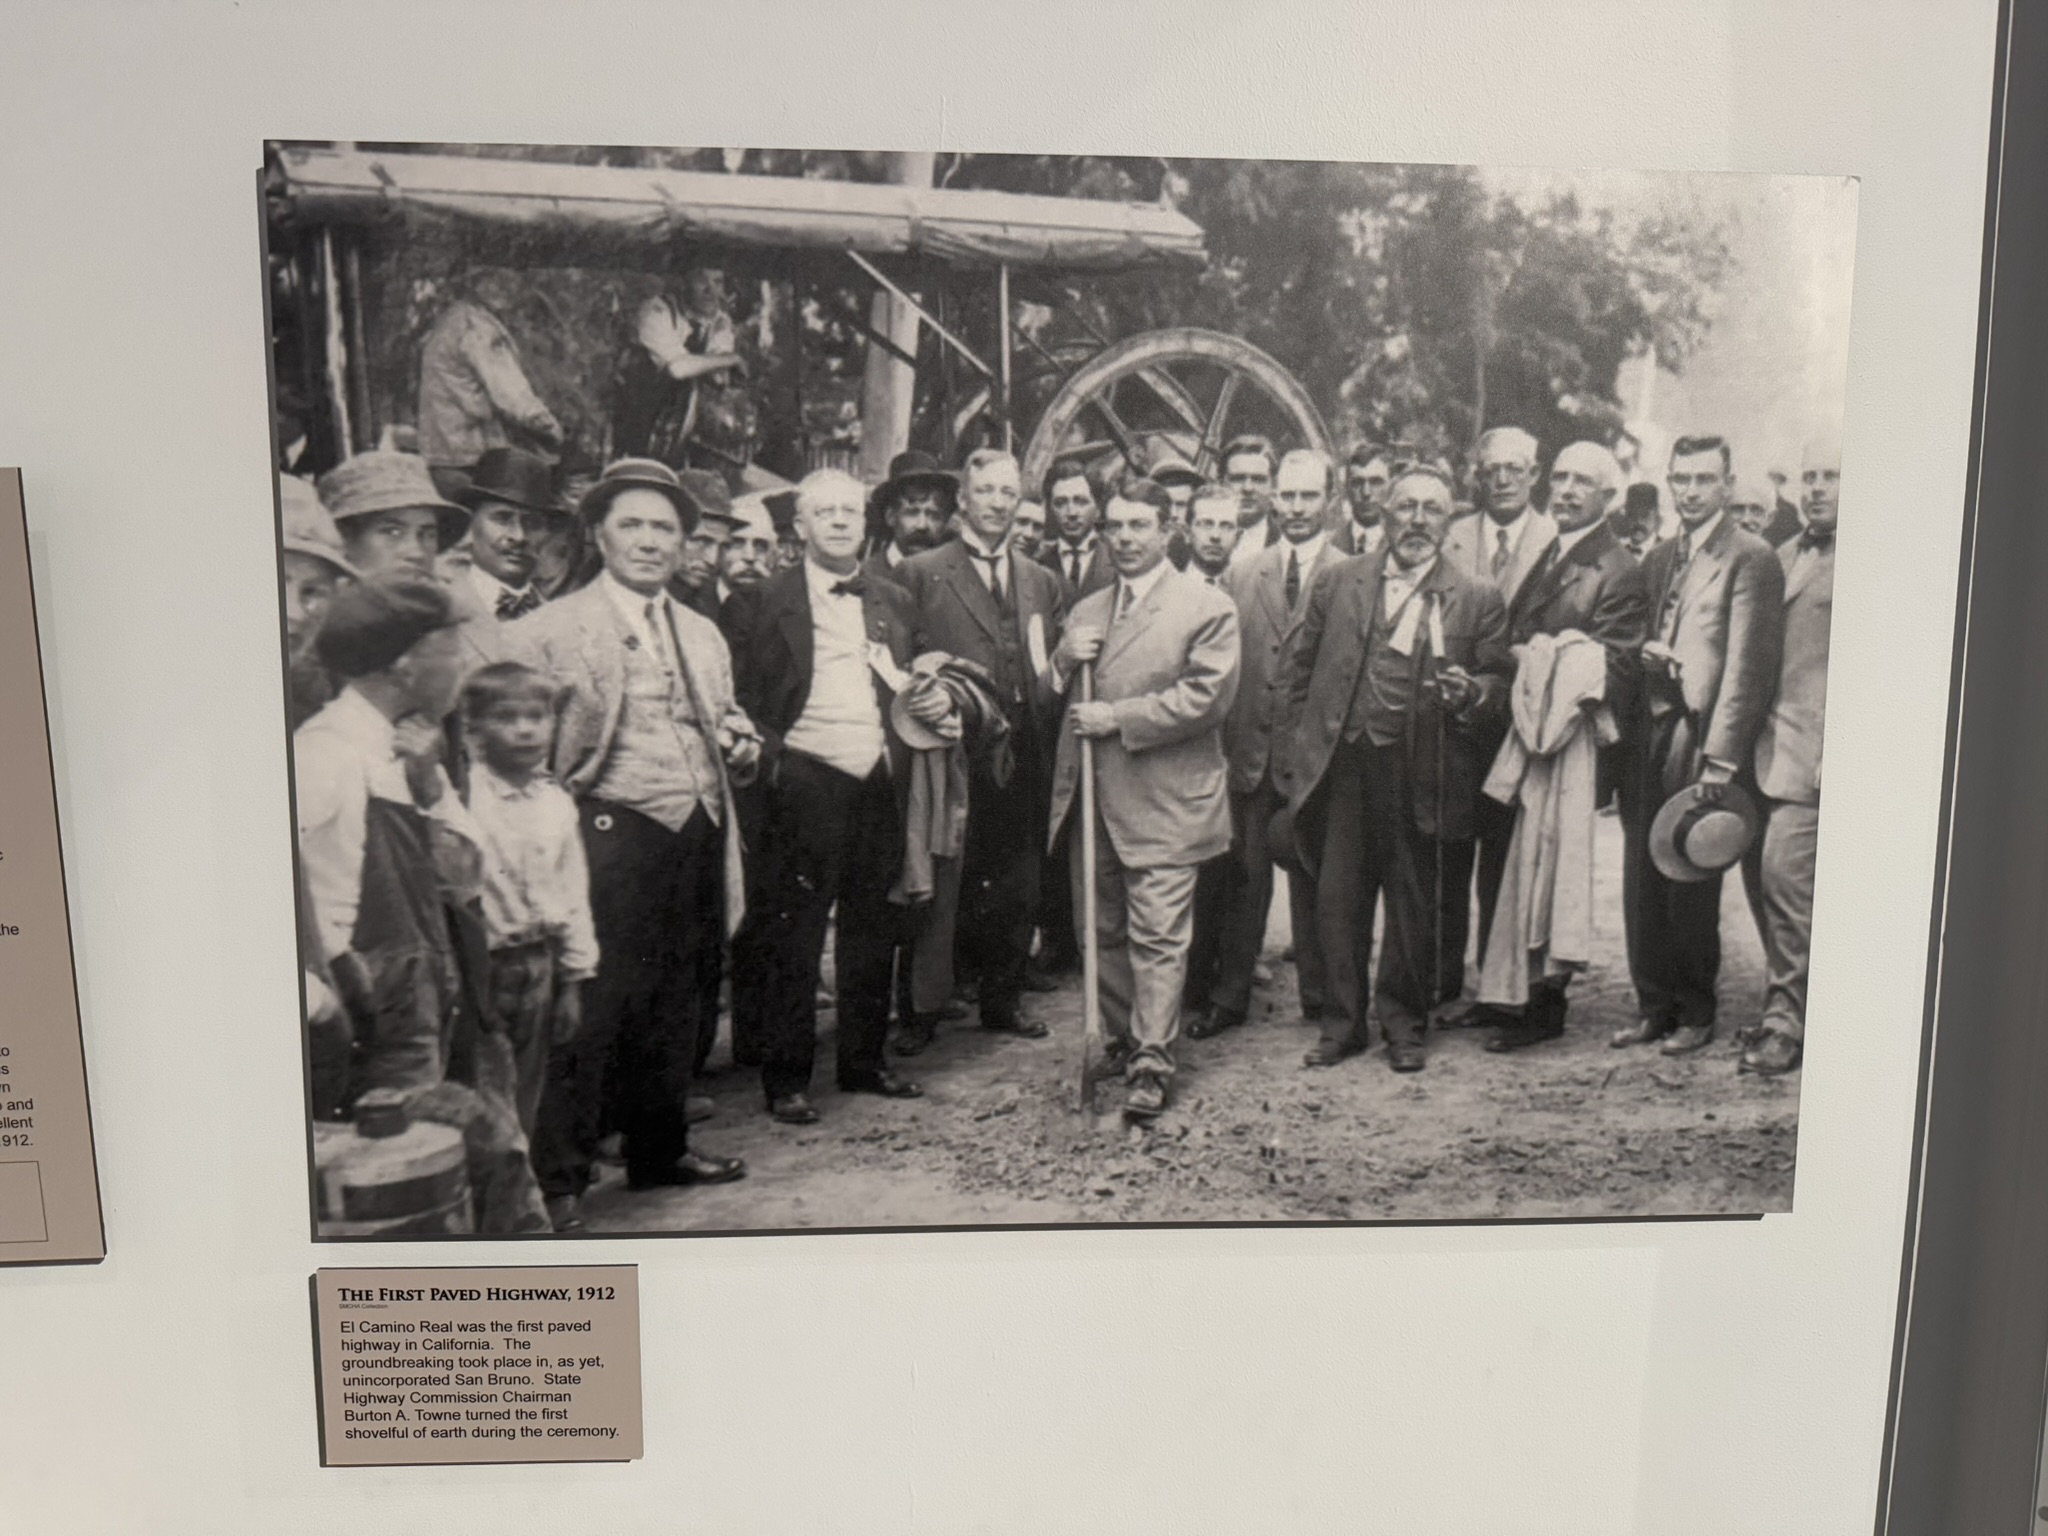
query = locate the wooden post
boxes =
[857,151,935,483]
[317,228,353,461]
[341,236,373,454]
[998,262,1014,452]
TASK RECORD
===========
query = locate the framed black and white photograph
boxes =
[266,142,1857,1237]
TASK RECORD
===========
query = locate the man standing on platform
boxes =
[1280,466,1511,1074]
[1200,449,1341,1038]
[1741,438,1838,1076]
[725,468,941,1123]
[893,449,1068,1050]
[1045,479,1240,1119]
[1615,435,1785,1057]
[1474,441,1649,1052]
[506,458,758,1228]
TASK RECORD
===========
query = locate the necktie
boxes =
[830,576,868,598]
[1066,546,1084,588]
[1492,526,1511,577]
[1114,583,1135,624]
[1798,529,1834,553]
[1285,548,1301,610]
[497,586,542,620]
[972,550,1007,606]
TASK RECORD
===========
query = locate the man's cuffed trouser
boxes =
[1070,814,1198,1082]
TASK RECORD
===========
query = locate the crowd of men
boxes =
[283,406,1838,1234]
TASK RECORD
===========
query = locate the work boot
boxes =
[1124,1073,1167,1121]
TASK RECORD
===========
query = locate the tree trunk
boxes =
[858,152,935,483]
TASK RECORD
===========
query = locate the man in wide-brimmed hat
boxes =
[456,447,569,628]
[504,456,759,1227]
[318,450,470,585]
[863,450,957,585]
[280,474,358,730]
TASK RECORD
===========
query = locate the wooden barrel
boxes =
[313,1120,474,1237]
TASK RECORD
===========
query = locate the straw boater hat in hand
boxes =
[278,474,358,578]
[1649,781,1762,883]
[316,450,470,549]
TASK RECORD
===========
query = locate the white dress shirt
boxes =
[465,761,600,978]
[782,559,887,779]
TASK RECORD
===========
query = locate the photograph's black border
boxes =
[1875,0,2048,1528]
[256,151,1819,1246]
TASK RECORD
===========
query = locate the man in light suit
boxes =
[894,448,1069,1046]
[1278,465,1512,1073]
[1202,448,1342,1037]
[1616,434,1786,1055]
[1046,478,1240,1119]
[505,458,758,1222]
[1438,426,1560,1009]
[1742,439,1837,1076]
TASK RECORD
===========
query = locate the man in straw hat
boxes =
[295,575,550,1233]
[279,474,357,731]
[317,450,471,586]
[504,457,759,1228]
[1615,435,1785,1057]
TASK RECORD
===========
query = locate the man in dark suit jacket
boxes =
[894,448,1069,1044]
[1481,441,1650,1052]
[1742,440,1837,1076]
[1617,435,1786,1055]
[1037,456,1116,598]
[723,468,942,1123]
[1277,466,1512,1073]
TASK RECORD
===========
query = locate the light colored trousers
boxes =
[1759,799,1819,1042]
[1070,812,1199,1081]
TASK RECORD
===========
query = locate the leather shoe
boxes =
[1387,1040,1427,1073]
[893,1016,937,1057]
[1610,1016,1672,1048]
[1660,1023,1715,1056]
[626,1151,747,1189]
[981,1010,1050,1039]
[1124,1074,1167,1120]
[1485,1014,1565,1053]
[1739,1031,1802,1075]
[1186,1005,1246,1040]
[1303,1034,1366,1068]
[839,1070,923,1099]
[544,1194,584,1233]
[767,1093,821,1125]
[1435,998,1488,1030]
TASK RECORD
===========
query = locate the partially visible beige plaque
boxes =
[0,471,103,1265]
[313,1265,641,1465]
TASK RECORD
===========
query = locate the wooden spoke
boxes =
[1200,371,1243,466]
[1134,366,1209,439]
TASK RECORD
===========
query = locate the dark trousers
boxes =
[1620,740,1723,1030]
[915,756,1039,1018]
[748,753,900,1101]
[1314,740,1457,1048]
[1471,791,1517,971]
[1185,852,1236,1005]
[533,802,718,1195]
[1211,780,1327,1016]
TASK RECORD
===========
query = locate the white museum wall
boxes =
[0,1,1997,1531]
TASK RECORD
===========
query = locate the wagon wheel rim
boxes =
[1020,327,1333,498]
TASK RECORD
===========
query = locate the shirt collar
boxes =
[1283,531,1328,569]
[1680,510,1726,554]
[884,543,905,567]
[469,563,529,613]
[601,569,670,629]
[331,684,398,756]
[805,556,860,602]
[1555,522,1598,557]
[957,528,1006,562]
[469,759,540,802]
[1383,553,1438,591]
[1058,531,1097,554]
[1117,559,1171,609]
[1484,507,1531,549]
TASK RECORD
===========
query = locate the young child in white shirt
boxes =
[459,661,599,1136]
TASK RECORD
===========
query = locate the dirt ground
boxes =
[583,812,1800,1233]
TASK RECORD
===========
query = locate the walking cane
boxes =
[1078,659,1103,1111]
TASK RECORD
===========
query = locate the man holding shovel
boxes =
[1044,479,1241,1120]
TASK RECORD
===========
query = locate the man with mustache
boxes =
[863,450,956,585]
[1278,465,1511,1074]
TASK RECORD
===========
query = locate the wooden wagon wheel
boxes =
[1019,327,1334,498]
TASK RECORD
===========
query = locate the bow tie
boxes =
[496,586,543,620]
[1798,529,1834,552]
[829,576,868,598]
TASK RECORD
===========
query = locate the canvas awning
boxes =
[269,146,1207,273]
